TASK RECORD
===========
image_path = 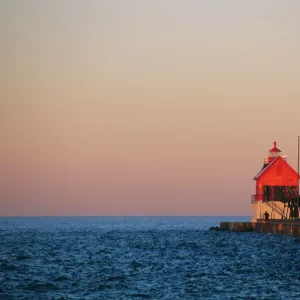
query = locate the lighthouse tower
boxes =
[251,142,299,222]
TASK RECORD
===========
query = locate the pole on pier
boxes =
[298,136,300,213]
[298,136,300,195]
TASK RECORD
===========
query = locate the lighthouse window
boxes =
[269,151,280,158]
[263,186,271,201]
[263,186,287,201]
[273,186,286,201]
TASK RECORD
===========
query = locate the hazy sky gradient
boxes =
[1,1,300,216]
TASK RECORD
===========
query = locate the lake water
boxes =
[1,216,300,299]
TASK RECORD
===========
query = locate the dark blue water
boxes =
[1,216,300,300]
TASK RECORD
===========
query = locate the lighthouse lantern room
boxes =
[251,142,300,222]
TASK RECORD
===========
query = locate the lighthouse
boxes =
[251,142,300,222]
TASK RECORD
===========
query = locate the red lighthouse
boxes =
[251,142,299,221]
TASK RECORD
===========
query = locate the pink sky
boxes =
[1,1,300,216]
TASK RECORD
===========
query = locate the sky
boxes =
[1,0,300,216]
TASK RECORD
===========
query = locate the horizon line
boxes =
[0,215,251,218]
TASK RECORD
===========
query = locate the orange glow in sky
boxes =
[1,1,300,216]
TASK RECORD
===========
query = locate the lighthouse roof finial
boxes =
[269,141,281,153]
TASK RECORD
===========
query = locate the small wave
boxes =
[22,282,58,291]
[131,260,142,268]
[71,282,79,287]
[131,293,151,298]
[0,261,17,271]
[178,241,201,249]
[97,284,112,290]
[106,275,126,282]
[16,255,31,260]
[54,275,70,282]
[15,252,31,260]
[185,273,206,279]
[0,293,12,300]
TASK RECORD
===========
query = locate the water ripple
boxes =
[0,217,300,299]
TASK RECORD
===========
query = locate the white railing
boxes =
[251,194,263,204]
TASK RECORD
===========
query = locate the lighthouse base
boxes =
[251,201,286,222]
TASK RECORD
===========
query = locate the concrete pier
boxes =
[219,222,253,232]
[218,221,300,237]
